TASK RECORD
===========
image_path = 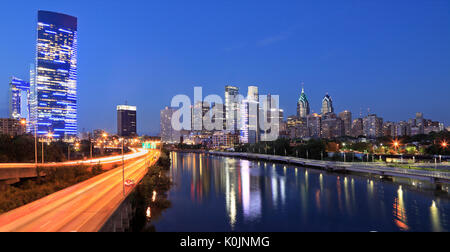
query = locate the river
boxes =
[104,152,450,232]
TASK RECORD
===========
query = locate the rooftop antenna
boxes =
[301,81,305,92]
[359,107,362,118]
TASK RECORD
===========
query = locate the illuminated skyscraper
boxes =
[338,110,352,136]
[9,77,30,122]
[297,82,310,118]
[117,105,137,137]
[225,85,240,131]
[30,11,78,139]
[240,86,259,144]
[321,93,334,115]
[160,107,181,144]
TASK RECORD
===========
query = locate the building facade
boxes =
[224,86,240,132]
[30,11,78,139]
[0,118,25,136]
[321,94,334,115]
[351,118,364,137]
[338,110,352,136]
[117,105,137,137]
[160,107,181,144]
[9,77,30,123]
[297,84,310,118]
[363,114,383,138]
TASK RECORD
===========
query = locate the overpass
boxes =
[0,149,160,232]
[0,149,146,186]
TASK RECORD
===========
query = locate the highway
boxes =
[0,147,147,169]
[0,149,160,232]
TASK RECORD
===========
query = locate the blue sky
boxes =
[0,0,449,135]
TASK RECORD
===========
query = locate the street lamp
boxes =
[441,141,448,149]
[42,132,53,164]
[21,119,38,167]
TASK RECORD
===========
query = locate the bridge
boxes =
[0,149,146,186]
[209,151,450,185]
[0,149,160,232]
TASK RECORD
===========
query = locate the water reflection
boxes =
[393,186,409,231]
[152,153,450,232]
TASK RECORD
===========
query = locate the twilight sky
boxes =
[0,0,449,135]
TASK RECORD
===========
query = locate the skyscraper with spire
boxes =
[297,82,310,118]
[321,93,334,115]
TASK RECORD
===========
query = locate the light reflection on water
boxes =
[153,152,450,232]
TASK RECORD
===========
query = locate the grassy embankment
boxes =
[127,149,172,232]
[0,164,106,214]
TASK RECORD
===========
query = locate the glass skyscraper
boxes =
[30,11,78,139]
[9,77,30,121]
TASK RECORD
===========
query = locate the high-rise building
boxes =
[338,110,352,136]
[321,113,344,139]
[321,93,334,115]
[297,83,310,118]
[30,11,78,139]
[160,107,181,144]
[240,86,259,144]
[9,77,30,122]
[395,121,411,137]
[192,101,210,132]
[307,113,322,138]
[351,118,364,137]
[225,86,240,131]
[363,114,383,138]
[117,105,137,137]
[382,122,395,137]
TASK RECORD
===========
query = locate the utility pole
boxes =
[122,139,125,197]
[42,139,44,164]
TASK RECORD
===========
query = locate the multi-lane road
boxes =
[0,149,160,232]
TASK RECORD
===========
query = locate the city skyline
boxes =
[0,0,449,135]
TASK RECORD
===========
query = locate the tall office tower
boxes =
[321,93,334,115]
[30,11,78,139]
[225,85,240,131]
[307,113,322,138]
[192,101,210,131]
[415,112,425,134]
[338,110,352,136]
[117,105,137,137]
[351,118,364,137]
[160,107,181,144]
[211,102,225,130]
[260,94,283,141]
[297,83,310,118]
[247,86,259,144]
[9,77,30,122]
[363,114,383,138]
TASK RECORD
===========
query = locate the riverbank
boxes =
[0,164,104,214]
[206,151,450,189]
[100,149,172,232]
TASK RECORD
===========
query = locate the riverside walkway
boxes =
[208,151,450,185]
